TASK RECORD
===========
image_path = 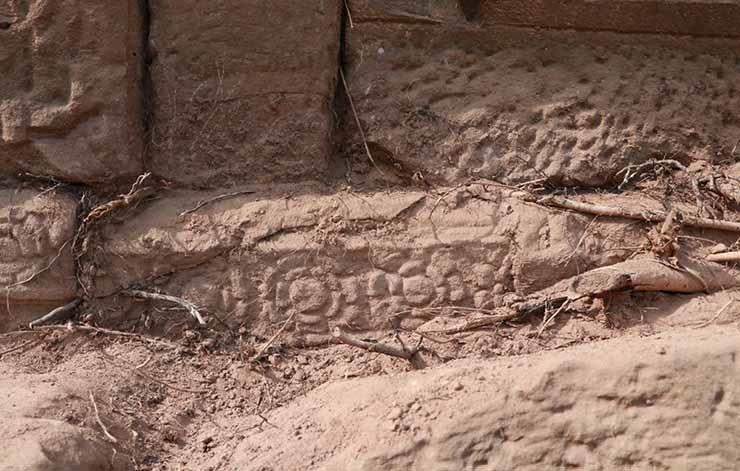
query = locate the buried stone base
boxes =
[84,185,653,342]
[223,327,740,470]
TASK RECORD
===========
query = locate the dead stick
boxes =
[338,68,386,177]
[332,327,417,361]
[29,299,81,329]
[179,190,256,217]
[343,0,354,28]
[538,298,571,337]
[694,299,735,329]
[129,290,206,326]
[89,392,118,444]
[7,323,180,349]
[0,339,39,358]
[250,311,297,363]
[424,310,523,335]
[540,196,740,233]
[707,251,740,263]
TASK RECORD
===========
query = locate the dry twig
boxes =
[179,190,256,218]
[29,299,81,329]
[0,339,40,358]
[539,195,740,233]
[89,391,118,444]
[339,68,386,177]
[250,311,297,363]
[617,159,686,190]
[10,323,181,349]
[343,0,354,28]
[332,327,420,362]
[694,299,735,329]
[83,173,153,224]
[538,298,571,337]
[129,290,206,326]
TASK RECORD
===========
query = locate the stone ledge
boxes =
[88,187,646,342]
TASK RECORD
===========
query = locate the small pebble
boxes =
[387,407,403,420]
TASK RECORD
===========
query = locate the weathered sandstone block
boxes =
[0,188,78,329]
[89,186,645,342]
[0,0,144,184]
[148,0,342,187]
[484,0,740,38]
[343,1,740,187]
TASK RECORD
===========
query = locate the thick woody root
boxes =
[535,257,739,298]
[431,256,740,335]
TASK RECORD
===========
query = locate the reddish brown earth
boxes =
[1,1,740,470]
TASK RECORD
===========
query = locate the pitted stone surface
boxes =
[148,0,342,187]
[0,0,143,184]
[344,20,740,187]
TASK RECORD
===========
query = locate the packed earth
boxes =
[1,1,740,470]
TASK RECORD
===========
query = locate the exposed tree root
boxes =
[707,251,740,263]
[539,195,740,233]
[332,327,425,368]
[28,298,81,329]
[427,256,740,335]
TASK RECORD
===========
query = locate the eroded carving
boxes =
[0,0,142,183]
[0,189,78,306]
[247,246,516,342]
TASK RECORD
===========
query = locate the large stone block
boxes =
[0,188,78,329]
[483,0,740,38]
[88,186,645,342]
[343,1,740,187]
[0,0,144,185]
[148,0,342,187]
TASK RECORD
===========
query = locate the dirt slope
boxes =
[221,327,740,471]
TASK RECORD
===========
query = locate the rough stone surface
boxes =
[0,418,118,471]
[0,188,78,330]
[0,371,128,471]
[343,4,740,187]
[0,0,143,184]
[148,0,342,187]
[221,328,740,470]
[483,0,740,38]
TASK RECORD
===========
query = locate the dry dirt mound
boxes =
[217,327,740,471]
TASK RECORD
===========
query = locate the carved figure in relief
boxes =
[0,0,91,145]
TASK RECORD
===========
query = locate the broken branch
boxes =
[707,251,740,263]
[339,67,386,178]
[250,311,297,363]
[539,195,740,233]
[332,326,419,362]
[89,391,118,444]
[179,189,256,218]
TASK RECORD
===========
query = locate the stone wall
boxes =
[1,0,739,338]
